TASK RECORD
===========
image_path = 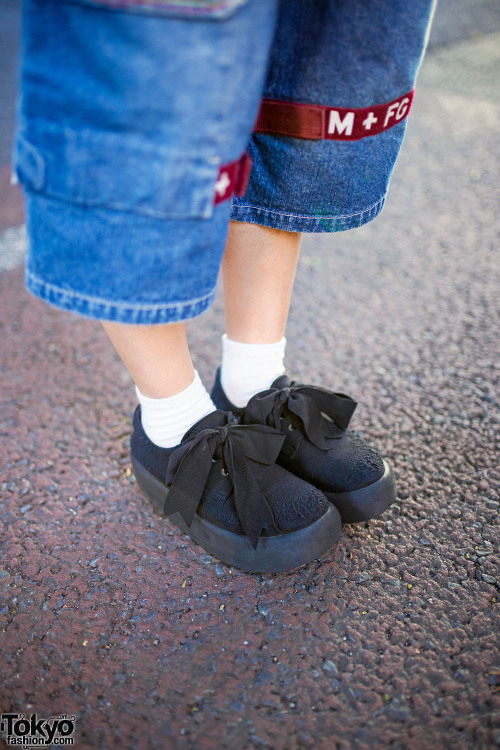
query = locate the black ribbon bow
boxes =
[163,419,286,548]
[245,383,357,450]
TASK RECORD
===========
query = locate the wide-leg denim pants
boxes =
[13,0,436,324]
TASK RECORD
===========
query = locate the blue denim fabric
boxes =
[231,0,436,232]
[16,0,278,323]
[14,0,434,324]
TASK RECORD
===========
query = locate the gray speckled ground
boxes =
[1,2,499,748]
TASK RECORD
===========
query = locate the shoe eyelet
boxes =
[288,424,296,432]
[221,468,228,476]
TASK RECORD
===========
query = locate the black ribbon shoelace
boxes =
[163,418,286,548]
[245,384,357,450]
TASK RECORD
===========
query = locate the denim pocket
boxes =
[14,123,221,220]
[56,0,248,19]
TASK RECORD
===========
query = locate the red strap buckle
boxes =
[214,152,252,205]
[254,90,415,142]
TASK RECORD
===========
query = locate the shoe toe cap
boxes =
[261,463,331,533]
[287,430,386,494]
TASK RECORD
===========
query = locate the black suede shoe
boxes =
[130,406,341,573]
[211,369,397,523]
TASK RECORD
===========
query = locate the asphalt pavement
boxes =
[1,2,499,748]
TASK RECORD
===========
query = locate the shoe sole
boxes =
[325,459,397,523]
[131,454,342,573]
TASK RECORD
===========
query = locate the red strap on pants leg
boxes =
[214,152,252,204]
[254,90,415,142]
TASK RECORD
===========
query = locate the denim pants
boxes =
[14,0,435,324]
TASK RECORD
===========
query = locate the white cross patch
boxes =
[215,171,231,197]
[363,112,378,130]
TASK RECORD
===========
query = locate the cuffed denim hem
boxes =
[25,269,217,324]
[230,195,386,233]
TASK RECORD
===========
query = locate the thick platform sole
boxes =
[325,460,397,523]
[131,454,342,573]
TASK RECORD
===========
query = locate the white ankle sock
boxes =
[220,334,286,408]
[136,370,216,448]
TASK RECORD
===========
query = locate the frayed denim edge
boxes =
[25,269,217,324]
[230,195,385,233]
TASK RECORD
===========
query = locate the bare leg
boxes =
[222,221,301,344]
[102,321,194,398]
[218,221,302,406]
